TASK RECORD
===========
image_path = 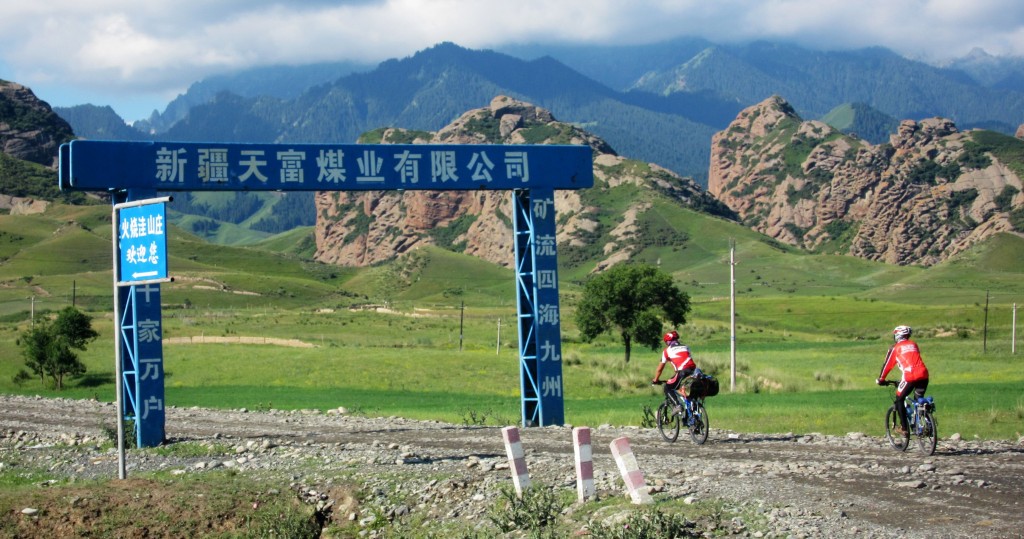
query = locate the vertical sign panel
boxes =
[132,282,165,446]
[530,188,564,425]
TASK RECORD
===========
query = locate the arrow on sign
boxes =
[132,271,158,279]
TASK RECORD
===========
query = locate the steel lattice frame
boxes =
[513,190,542,425]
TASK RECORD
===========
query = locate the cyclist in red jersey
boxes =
[876,325,930,434]
[653,330,698,413]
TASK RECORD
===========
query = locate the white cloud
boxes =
[1,0,1022,120]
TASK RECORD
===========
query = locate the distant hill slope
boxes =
[820,103,900,145]
[134,60,375,131]
[0,80,75,168]
[599,42,1024,134]
[54,43,737,183]
[52,104,150,141]
[56,40,1024,189]
[0,80,88,205]
[708,96,1024,266]
[943,47,1024,89]
[170,43,720,182]
[167,191,316,244]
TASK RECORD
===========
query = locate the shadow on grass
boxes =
[75,372,114,388]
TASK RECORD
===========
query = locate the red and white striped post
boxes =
[572,427,596,501]
[609,436,652,504]
[502,426,531,496]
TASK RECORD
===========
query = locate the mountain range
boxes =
[5,38,1024,270]
[56,40,1024,186]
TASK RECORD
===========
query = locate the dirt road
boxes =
[2,395,1021,538]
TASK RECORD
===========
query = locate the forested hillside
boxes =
[0,80,86,204]
[59,41,1024,191]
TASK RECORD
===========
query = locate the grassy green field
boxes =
[1,203,1022,440]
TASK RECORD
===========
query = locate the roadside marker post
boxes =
[573,427,596,501]
[610,437,653,504]
[499,429,655,504]
[502,426,531,496]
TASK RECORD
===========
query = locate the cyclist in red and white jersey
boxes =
[876,325,930,433]
[652,330,698,412]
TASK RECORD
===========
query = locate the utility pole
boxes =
[30,296,35,326]
[496,318,501,356]
[729,239,737,392]
[459,300,465,352]
[1013,303,1017,355]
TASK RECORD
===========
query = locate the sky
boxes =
[2,0,1024,123]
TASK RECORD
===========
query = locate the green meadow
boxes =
[1,203,1022,440]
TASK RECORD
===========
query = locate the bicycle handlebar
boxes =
[651,380,666,386]
[878,380,898,387]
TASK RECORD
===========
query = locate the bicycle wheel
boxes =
[885,405,909,451]
[916,411,937,456]
[688,402,709,445]
[656,400,681,442]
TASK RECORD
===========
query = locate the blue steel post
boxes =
[512,188,564,426]
[513,190,539,425]
[117,284,137,441]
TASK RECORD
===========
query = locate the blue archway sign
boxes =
[60,139,593,471]
[61,140,590,191]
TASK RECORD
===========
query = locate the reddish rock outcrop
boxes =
[0,81,75,168]
[313,96,720,269]
[708,96,1024,266]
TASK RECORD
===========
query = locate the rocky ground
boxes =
[1,394,1022,538]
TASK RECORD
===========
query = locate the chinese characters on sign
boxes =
[117,203,167,283]
[64,141,594,192]
[151,145,532,189]
[524,189,565,421]
[122,282,165,446]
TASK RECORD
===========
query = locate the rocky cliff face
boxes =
[0,81,75,168]
[708,96,1024,265]
[314,96,727,269]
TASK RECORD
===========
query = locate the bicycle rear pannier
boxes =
[702,374,720,397]
[680,375,697,397]
[682,374,720,398]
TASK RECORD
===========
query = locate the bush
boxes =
[487,483,565,536]
[11,369,31,386]
[640,404,656,428]
[993,185,1019,213]
[588,507,698,538]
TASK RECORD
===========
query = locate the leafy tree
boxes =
[19,324,51,386]
[575,263,690,363]
[18,307,98,390]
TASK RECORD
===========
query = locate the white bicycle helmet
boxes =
[893,325,912,342]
